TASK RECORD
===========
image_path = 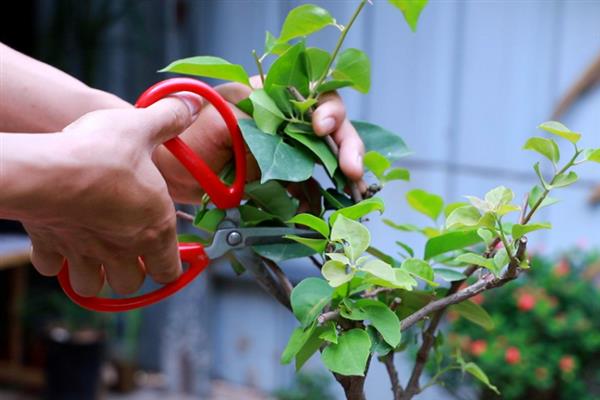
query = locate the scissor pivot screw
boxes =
[227,231,243,246]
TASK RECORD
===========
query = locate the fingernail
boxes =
[318,117,335,134]
[177,93,202,119]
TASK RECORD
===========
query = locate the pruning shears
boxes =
[57,77,320,312]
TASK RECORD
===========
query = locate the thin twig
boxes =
[176,210,194,222]
[519,193,530,224]
[309,255,323,270]
[318,310,340,325]
[262,257,293,298]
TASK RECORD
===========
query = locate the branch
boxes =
[318,309,340,325]
[262,257,293,299]
[176,210,194,222]
[381,352,403,400]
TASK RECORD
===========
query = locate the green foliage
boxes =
[321,329,371,376]
[160,56,250,85]
[388,0,429,31]
[538,121,581,144]
[249,89,285,134]
[291,278,333,328]
[406,189,444,221]
[278,4,336,43]
[332,48,371,93]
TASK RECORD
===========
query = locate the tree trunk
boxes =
[335,374,367,400]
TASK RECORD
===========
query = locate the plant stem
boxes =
[252,49,265,85]
[309,0,369,98]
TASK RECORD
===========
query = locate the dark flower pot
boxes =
[44,327,105,400]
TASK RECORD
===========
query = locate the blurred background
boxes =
[0,0,599,399]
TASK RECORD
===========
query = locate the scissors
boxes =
[56,77,321,312]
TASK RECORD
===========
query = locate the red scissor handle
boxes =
[57,77,246,312]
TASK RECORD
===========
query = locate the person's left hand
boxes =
[152,77,365,204]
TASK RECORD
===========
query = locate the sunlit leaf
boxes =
[160,56,250,85]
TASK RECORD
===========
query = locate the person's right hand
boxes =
[21,94,202,297]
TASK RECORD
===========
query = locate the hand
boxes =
[22,95,202,296]
[153,78,365,203]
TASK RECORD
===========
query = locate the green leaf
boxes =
[330,197,385,225]
[406,189,444,221]
[477,228,495,246]
[551,171,578,188]
[454,253,496,273]
[424,230,483,259]
[264,31,291,56]
[362,259,417,290]
[249,89,285,135]
[484,186,514,210]
[463,362,500,394]
[512,222,551,240]
[193,208,225,233]
[321,329,371,376]
[388,0,429,32]
[332,48,371,93]
[434,268,466,282]
[281,323,316,364]
[160,56,250,85]
[352,121,411,161]
[288,213,329,237]
[236,98,254,115]
[291,278,333,328]
[366,325,393,356]
[450,300,494,331]
[284,127,338,176]
[278,4,335,42]
[383,220,421,233]
[265,42,309,98]
[322,260,354,287]
[316,80,354,93]
[253,243,316,262]
[239,204,278,226]
[445,202,469,218]
[445,206,481,229]
[245,180,298,221]
[523,137,560,164]
[326,252,350,263]
[528,185,559,210]
[364,151,391,178]
[352,299,401,348]
[395,241,415,257]
[383,168,410,183]
[177,233,204,243]
[285,235,328,253]
[402,258,437,286]
[239,120,314,183]
[538,121,581,143]
[305,47,331,81]
[330,215,371,261]
[295,327,325,371]
[319,322,338,344]
[583,148,600,163]
[493,248,509,271]
[290,98,318,114]
[533,162,550,189]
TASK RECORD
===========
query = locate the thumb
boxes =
[140,93,202,146]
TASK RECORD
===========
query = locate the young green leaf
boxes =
[352,121,411,161]
[434,268,466,282]
[295,325,327,371]
[193,208,225,233]
[444,202,469,217]
[290,277,333,328]
[253,243,316,262]
[285,235,327,253]
[330,215,371,261]
[329,197,385,225]
[322,260,354,287]
[264,42,310,97]
[383,168,410,183]
[281,323,316,364]
[528,185,559,210]
[533,162,550,189]
[364,151,391,178]
[332,48,371,93]
[236,98,254,115]
[239,204,277,226]
[366,325,393,356]
[406,189,444,221]
[316,80,354,93]
[321,329,371,376]
[493,248,509,271]
[402,258,437,286]
[395,240,415,257]
[239,120,314,183]
[512,222,551,240]
[551,171,578,188]
[290,98,317,114]
[305,47,331,81]
[463,362,500,394]
[523,137,560,164]
[424,230,483,259]
[285,127,338,176]
[249,89,285,134]
[264,31,291,56]
[319,322,338,344]
[278,4,335,43]
[245,180,299,221]
[160,56,250,85]
[450,300,494,330]
[454,253,497,273]
[362,259,417,290]
[445,206,481,229]
[288,213,329,237]
[388,0,429,32]
[538,121,581,143]
[484,186,514,210]
[326,252,350,263]
[353,299,401,348]
[583,148,600,163]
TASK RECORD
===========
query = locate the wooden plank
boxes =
[0,361,44,388]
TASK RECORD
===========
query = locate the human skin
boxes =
[0,42,364,296]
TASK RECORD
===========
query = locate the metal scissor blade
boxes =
[203,227,323,259]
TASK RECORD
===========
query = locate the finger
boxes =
[103,257,145,295]
[141,221,182,284]
[30,244,63,277]
[312,92,347,136]
[333,119,365,181]
[141,93,203,146]
[66,255,105,297]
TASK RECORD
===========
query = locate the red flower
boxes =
[472,293,484,305]
[517,293,536,311]
[505,347,521,365]
[554,259,570,277]
[559,355,575,373]
[469,339,487,356]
